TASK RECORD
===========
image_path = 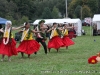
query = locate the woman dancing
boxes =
[47,23,64,52]
[62,23,75,49]
[17,22,40,58]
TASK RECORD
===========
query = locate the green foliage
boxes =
[41,7,52,19]
[52,6,60,19]
[82,5,91,18]
[5,15,16,25]
[0,0,100,25]
[20,16,29,24]
[74,5,81,18]
[68,0,99,19]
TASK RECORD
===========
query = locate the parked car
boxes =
[82,20,90,26]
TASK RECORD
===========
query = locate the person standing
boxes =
[17,22,40,58]
[35,20,48,54]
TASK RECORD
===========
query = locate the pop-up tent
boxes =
[93,14,100,30]
[33,19,82,36]
[0,17,10,25]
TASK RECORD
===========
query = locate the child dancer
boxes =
[47,23,64,52]
[0,21,24,61]
[17,22,40,58]
[62,23,75,49]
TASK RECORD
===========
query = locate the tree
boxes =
[0,0,99,26]
[82,5,91,19]
[68,0,98,19]
[41,7,52,19]
[86,0,98,14]
[74,5,81,18]
[21,16,29,24]
[0,0,8,17]
[52,6,59,18]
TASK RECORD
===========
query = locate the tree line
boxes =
[0,0,100,25]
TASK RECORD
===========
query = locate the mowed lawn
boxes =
[0,26,100,75]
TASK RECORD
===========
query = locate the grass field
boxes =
[0,26,100,75]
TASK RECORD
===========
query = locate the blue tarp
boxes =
[0,17,10,25]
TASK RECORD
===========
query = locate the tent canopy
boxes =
[33,19,81,25]
[93,14,100,22]
[0,17,10,25]
[92,14,100,30]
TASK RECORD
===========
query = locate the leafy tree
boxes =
[97,0,100,13]
[0,0,8,17]
[68,0,98,19]
[82,5,91,19]
[52,6,59,18]
[86,0,98,16]
[74,5,81,18]
[20,16,29,24]
[0,0,100,25]
[5,15,15,25]
[41,7,52,19]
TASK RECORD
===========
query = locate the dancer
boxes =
[35,20,48,54]
[0,21,24,61]
[17,22,40,58]
[47,23,64,52]
[62,23,75,49]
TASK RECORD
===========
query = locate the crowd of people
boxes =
[0,20,76,62]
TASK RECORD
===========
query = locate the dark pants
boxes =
[36,38,47,54]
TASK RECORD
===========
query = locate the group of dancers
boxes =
[0,20,75,62]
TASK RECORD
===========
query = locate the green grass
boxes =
[0,26,100,75]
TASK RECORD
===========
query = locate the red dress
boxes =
[62,35,74,47]
[17,40,40,54]
[62,29,74,47]
[48,29,64,50]
[17,31,40,54]
[0,38,17,56]
[48,36,64,49]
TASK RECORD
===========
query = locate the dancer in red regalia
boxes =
[0,21,24,61]
[17,22,40,58]
[62,23,75,49]
[47,23,64,52]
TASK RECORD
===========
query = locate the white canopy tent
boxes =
[93,14,100,30]
[33,19,71,25]
[33,19,82,36]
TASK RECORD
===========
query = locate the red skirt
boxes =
[0,38,17,56]
[48,36,64,49]
[17,40,40,54]
[62,36,75,47]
